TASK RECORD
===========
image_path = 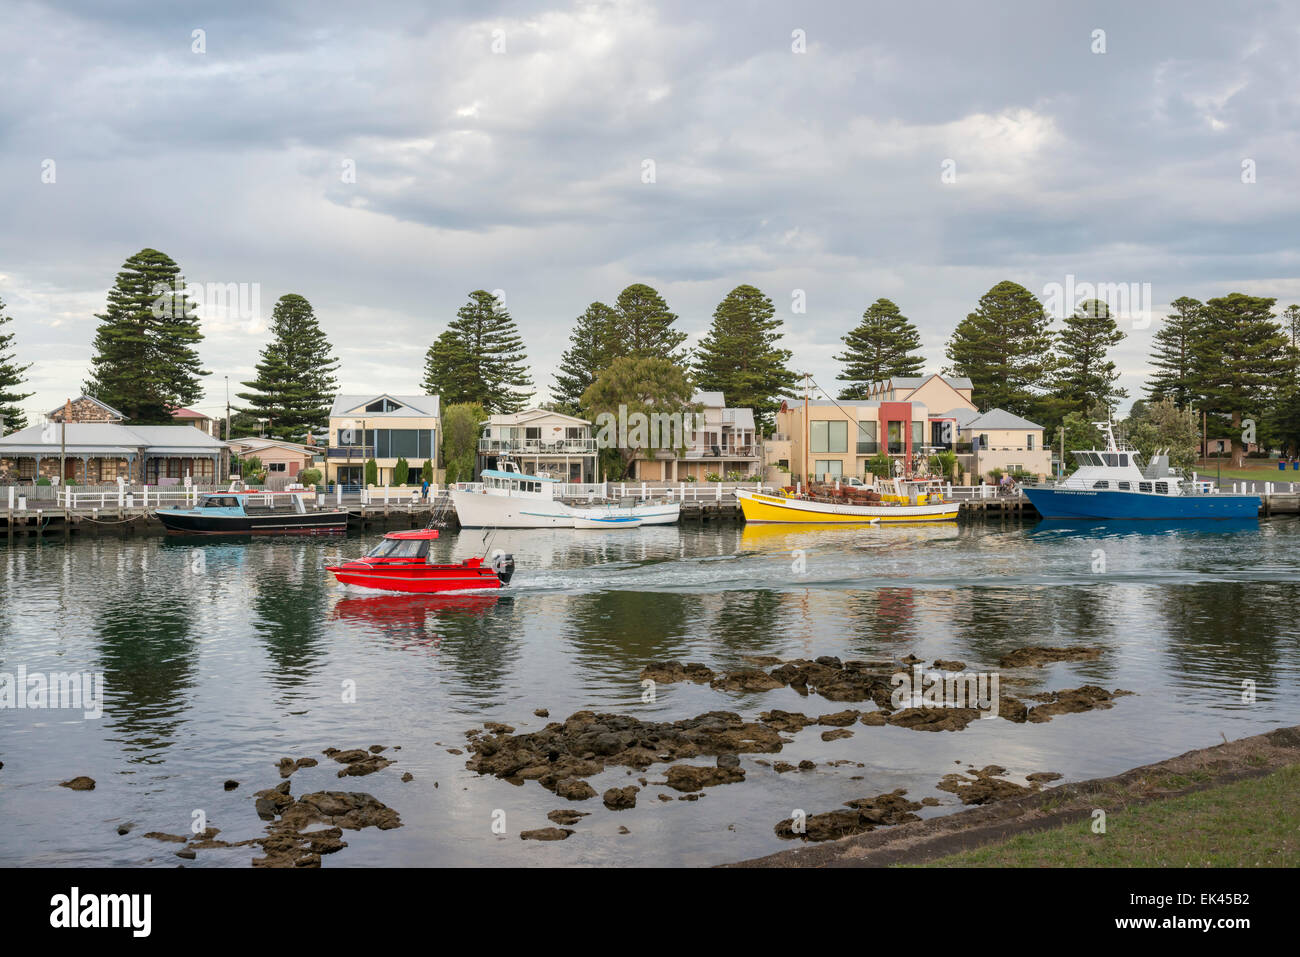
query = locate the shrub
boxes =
[989,467,1005,484]
[298,468,322,487]
[364,458,378,486]
[422,459,434,483]
[724,469,744,481]
[705,472,722,482]
[36,477,51,486]
[393,457,410,484]
[683,474,697,482]
[867,452,893,480]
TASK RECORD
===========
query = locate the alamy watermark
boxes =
[890,663,1000,718]
[1042,275,1152,329]
[1,666,105,718]
[593,404,706,452]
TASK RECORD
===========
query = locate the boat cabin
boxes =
[365,529,440,560]
[477,462,561,500]
[194,491,312,514]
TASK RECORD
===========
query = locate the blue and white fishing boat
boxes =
[1021,420,1260,520]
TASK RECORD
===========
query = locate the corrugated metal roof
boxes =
[0,422,225,453]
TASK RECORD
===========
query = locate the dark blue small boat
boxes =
[155,491,349,534]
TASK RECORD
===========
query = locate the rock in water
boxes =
[520,827,573,841]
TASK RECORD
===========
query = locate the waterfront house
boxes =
[325,393,440,486]
[169,406,217,436]
[226,437,321,485]
[0,421,226,485]
[949,408,1051,480]
[774,374,976,484]
[477,408,597,481]
[632,391,760,481]
[769,374,1047,483]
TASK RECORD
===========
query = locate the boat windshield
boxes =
[200,496,241,508]
[366,538,429,559]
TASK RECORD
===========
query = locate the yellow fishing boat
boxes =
[736,487,960,524]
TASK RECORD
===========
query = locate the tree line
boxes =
[1,249,1297,472]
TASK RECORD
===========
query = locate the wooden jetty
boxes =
[5,481,1298,541]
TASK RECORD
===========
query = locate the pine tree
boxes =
[0,296,33,434]
[421,290,533,413]
[1194,293,1290,466]
[1145,296,1203,408]
[944,280,1056,419]
[553,302,617,415]
[85,248,208,422]
[236,294,340,442]
[607,284,688,364]
[692,285,797,432]
[835,298,926,399]
[1051,298,1126,417]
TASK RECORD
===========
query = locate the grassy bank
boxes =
[918,764,1300,867]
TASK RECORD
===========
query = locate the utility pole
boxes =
[224,375,231,484]
[60,397,69,484]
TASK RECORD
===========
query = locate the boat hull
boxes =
[1021,487,1261,520]
[451,489,680,528]
[156,510,349,534]
[736,489,957,523]
[326,561,505,593]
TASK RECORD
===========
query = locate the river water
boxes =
[2,517,1299,866]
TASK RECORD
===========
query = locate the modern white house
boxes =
[477,408,597,482]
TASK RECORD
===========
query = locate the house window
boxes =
[269,462,286,472]
[365,398,403,413]
[814,460,843,481]
[1027,434,1034,450]
[828,421,847,453]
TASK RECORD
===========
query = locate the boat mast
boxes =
[803,372,810,491]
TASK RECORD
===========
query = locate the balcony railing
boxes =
[887,442,905,455]
[479,437,597,454]
[682,444,758,459]
[327,446,375,459]
[856,441,878,454]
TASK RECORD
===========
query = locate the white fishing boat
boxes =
[451,463,680,528]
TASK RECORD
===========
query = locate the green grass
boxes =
[1195,461,1299,483]
[915,765,1300,867]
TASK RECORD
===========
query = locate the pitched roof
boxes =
[691,390,726,407]
[227,437,322,454]
[964,408,1044,431]
[0,423,226,454]
[48,394,126,420]
[484,408,591,426]
[330,394,440,418]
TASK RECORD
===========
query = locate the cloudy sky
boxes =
[3,0,1298,422]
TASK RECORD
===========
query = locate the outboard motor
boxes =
[492,552,515,585]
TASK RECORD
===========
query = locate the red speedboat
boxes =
[325,530,515,593]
